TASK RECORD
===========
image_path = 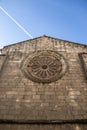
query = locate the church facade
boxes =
[0,35,87,129]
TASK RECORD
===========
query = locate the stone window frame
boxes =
[79,53,87,79]
[21,50,68,83]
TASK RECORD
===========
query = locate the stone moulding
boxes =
[20,50,68,83]
[0,119,87,124]
[79,53,87,79]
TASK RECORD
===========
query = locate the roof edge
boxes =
[3,35,87,48]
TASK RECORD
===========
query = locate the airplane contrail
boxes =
[0,6,33,39]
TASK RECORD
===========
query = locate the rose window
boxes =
[27,56,62,80]
[21,51,67,83]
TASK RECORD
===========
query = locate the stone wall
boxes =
[0,36,87,129]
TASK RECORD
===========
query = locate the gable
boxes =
[0,35,87,124]
[1,35,87,55]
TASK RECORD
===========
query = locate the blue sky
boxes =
[0,0,87,48]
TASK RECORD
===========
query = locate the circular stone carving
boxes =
[21,50,67,83]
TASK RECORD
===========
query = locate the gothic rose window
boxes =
[27,56,62,79]
[21,51,67,83]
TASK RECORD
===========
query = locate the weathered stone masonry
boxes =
[0,35,87,130]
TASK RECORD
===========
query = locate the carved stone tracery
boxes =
[21,50,67,83]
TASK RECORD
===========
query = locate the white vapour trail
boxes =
[0,6,33,39]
